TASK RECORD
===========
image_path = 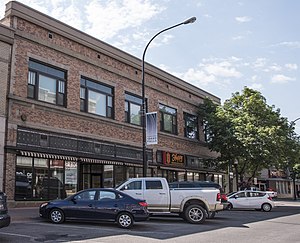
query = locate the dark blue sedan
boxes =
[39,188,149,228]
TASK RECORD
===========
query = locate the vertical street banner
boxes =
[146,112,158,145]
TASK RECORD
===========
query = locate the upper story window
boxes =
[159,104,177,135]
[184,113,199,139]
[80,77,114,118]
[125,93,142,126]
[28,59,66,106]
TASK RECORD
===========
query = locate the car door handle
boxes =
[135,193,142,195]
[88,204,93,207]
[159,193,166,195]
[114,204,118,207]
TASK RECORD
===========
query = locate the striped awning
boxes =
[19,151,146,167]
[79,157,123,165]
[20,151,77,161]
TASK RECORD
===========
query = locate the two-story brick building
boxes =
[0,1,225,205]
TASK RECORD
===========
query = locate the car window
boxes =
[123,181,142,190]
[98,191,116,200]
[248,192,265,197]
[74,190,96,200]
[146,180,163,190]
[169,183,178,188]
[235,192,246,198]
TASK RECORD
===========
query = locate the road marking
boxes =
[0,232,32,238]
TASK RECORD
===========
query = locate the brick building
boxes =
[0,1,224,205]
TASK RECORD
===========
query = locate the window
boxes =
[28,59,66,106]
[125,93,142,126]
[203,120,212,143]
[184,113,199,139]
[98,191,116,200]
[80,77,114,118]
[159,104,177,134]
[123,181,142,190]
[146,180,163,190]
[74,190,96,200]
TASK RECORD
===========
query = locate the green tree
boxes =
[199,87,292,184]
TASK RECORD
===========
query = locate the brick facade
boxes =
[1,2,223,202]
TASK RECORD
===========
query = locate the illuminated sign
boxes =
[162,151,185,167]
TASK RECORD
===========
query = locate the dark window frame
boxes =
[125,92,143,126]
[27,59,67,107]
[80,76,114,119]
[159,104,177,135]
[184,112,199,140]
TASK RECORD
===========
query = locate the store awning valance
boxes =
[20,151,77,161]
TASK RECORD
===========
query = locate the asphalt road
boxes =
[1,200,300,243]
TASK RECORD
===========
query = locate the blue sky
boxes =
[1,0,299,133]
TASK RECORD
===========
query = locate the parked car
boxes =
[0,192,10,229]
[244,186,278,198]
[227,190,275,212]
[39,188,149,228]
[116,177,223,224]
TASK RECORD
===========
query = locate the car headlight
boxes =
[40,202,49,208]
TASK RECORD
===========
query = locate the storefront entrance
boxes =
[81,164,103,189]
[91,174,102,188]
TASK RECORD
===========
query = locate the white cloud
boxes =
[232,35,244,41]
[285,63,298,70]
[271,74,295,84]
[235,16,252,23]
[248,83,263,91]
[84,0,164,41]
[202,61,242,78]
[253,58,267,69]
[272,41,300,48]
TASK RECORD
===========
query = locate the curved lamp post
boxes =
[141,17,196,177]
[290,117,300,200]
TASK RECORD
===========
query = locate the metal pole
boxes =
[141,17,196,177]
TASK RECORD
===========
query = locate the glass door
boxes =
[91,174,102,188]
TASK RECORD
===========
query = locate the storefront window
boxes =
[103,165,113,188]
[65,161,77,196]
[15,156,77,201]
[187,172,194,181]
[114,166,125,187]
[15,157,33,200]
[178,172,186,181]
[34,158,48,200]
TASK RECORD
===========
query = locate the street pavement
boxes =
[7,199,300,223]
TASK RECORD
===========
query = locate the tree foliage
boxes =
[199,87,293,182]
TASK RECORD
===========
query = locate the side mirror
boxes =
[121,185,128,191]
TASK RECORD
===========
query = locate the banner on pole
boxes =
[146,112,158,145]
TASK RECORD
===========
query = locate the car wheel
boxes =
[261,203,272,212]
[184,205,206,224]
[227,203,233,210]
[49,208,65,224]
[117,212,134,228]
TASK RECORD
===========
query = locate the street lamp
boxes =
[141,17,196,177]
[234,159,239,191]
[290,117,300,200]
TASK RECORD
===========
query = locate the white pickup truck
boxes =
[116,177,223,224]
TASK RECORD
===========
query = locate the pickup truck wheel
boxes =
[184,205,206,224]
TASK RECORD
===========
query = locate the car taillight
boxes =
[217,193,221,201]
[139,201,148,207]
